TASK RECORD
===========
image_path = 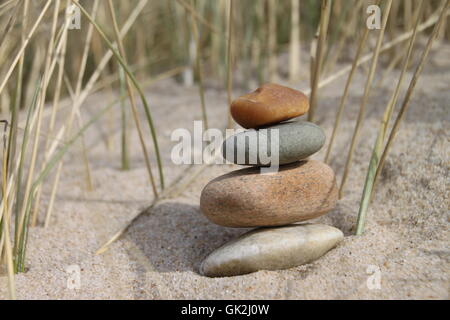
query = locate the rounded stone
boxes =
[200,223,344,277]
[230,83,309,129]
[200,160,338,227]
[222,121,325,166]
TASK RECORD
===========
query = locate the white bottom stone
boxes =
[200,223,344,277]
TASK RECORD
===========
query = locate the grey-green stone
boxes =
[222,121,325,166]
[200,223,344,277]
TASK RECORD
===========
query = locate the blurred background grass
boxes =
[1,0,447,110]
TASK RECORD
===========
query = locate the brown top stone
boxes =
[230,83,309,129]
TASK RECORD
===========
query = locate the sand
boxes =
[0,43,448,300]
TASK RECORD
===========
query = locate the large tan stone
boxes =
[200,160,338,227]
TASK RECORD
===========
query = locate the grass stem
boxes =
[339,0,393,198]
[355,0,425,235]
[307,0,331,122]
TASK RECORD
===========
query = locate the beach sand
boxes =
[1,43,448,299]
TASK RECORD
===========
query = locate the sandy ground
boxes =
[1,43,449,300]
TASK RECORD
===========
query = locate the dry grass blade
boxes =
[324,26,370,163]
[71,0,98,192]
[7,0,28,190]
[226,0,234,129]
[1,123,16,299]
[268,0,277,82]
[255,2,265,84]
[119,67,129,170]
[12,79,40,265]
[188,1,209,130]
[339,0,393,199]
[2,182,16,300]
[107,0,158,197]
[289,0,301,83]
[307,0,331,122]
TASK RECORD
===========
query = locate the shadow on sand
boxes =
[123,201,248,274]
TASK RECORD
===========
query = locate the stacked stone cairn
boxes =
[199,83,343,277]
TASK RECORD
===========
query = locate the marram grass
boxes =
[106,0,158,196]
[356,0,425,235]
[339,0,393,198]
[357,0,450,234]
[71,0,165,190]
